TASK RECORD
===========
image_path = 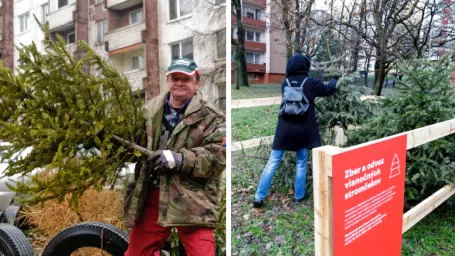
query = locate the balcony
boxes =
[233,39,266,52]
[243,0,267,8]
[231,62,266,73]
[107,0,142,10]
[47,2,76,31]
[247,63,266,73]
[231,15,266,30]
[105,22,145,52]
[124,69,146,92]
[66,43,77,56]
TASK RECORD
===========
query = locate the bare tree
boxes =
[273,0,317,58]
[232,0,250,89]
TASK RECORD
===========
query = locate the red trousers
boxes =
[124,189,215,256]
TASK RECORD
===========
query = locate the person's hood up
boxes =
[286,55,311,77]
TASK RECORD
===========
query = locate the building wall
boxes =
[267,0,286,75]
[13,0,48,72]
[157,0,226,104]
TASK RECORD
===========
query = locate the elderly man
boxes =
[124,58,226,256]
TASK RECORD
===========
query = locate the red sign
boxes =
[332,134,407,256]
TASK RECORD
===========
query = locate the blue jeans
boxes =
[254,148,309,201]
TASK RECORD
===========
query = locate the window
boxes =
[129,9,143,25]
[58,0,68,8]
[67,32,75,44]
[246,31,254,41]
[42,3,49,23]
[245,30,261,42]
[19,12,29,33]
[131,55,144,70]
[95,0,103,4]
[215,0,225,4]
[96,19,107,44]
[170,39,193,60]
[246,52,261,64]
[216,29,226,59]
[244,7,262,20]
[169,0,191,20]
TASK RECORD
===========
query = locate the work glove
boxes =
[148,150,183,173]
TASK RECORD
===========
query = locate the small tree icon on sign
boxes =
[390,154,400,178]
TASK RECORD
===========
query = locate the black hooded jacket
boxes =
[272,55,337,151]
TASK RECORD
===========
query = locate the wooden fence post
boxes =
[313,145,343,256]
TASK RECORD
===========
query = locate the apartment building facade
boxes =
[8,0,225,106]
[231,0,286,84]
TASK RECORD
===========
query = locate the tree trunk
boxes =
[234,51,240,90]
[282,0,293,59]
[294,0,301,54]
[235,2,249,87]
[374,56,387,96]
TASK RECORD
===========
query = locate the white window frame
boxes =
[18,12,29,33]
[95,19,107,45]
[245,29,261,42]
[168,0,192,21]
[42,3,49,23]
[66,32,75,45]
[129,9,143,25]
[246,52,261,64]
[169,38,193,61]
[131,55,144,70]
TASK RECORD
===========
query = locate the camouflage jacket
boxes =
[124,91,226,228]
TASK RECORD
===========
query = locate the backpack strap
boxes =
[299,77,309,88]
[285,78,292,87]
[286,77,308,87]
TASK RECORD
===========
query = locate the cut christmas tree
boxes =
[0,19,149,206]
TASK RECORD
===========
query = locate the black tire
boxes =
[42,221,129,256]
[0,223,34,256]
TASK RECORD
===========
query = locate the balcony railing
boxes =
[66,43,77,56]
[124,69,146,92]
[232,14,266,29]
[105,22,145,52]
[47,2,76,31]
[107,0,142,10]
[233,38,266,52]
[243,0,267,8]
[242,12,266,21]
[231,62,266,73]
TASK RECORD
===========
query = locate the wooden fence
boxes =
[312,119,455,255]
[232,96,455,255]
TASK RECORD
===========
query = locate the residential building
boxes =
[157,0,226,107]
[8,0,225,107]
[232,0,286,84]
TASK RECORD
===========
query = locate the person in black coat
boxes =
[253,55,337,207]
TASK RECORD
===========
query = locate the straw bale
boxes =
[20,188,124,256]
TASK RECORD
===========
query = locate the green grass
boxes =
[232,106,278,141]
[231,84,281,100]
[402,204,455,256]
[232,149,316,255]
[232,150,455,255]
